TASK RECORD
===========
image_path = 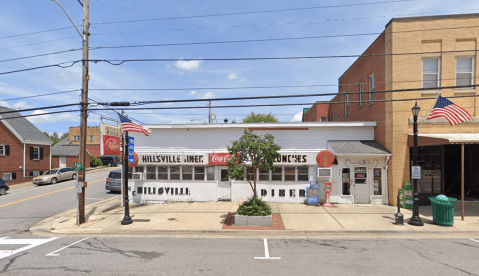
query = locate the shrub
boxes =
[236,197,272,216]
[90,156,103,167]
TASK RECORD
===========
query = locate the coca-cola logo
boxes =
[211,155,232,162]
[104,136,120,154]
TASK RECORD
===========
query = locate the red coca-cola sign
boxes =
[103,135,120,155]
[209,153,233,165]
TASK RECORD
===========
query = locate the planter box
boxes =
[234,214,272,226]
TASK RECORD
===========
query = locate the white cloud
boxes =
[175,59,203,71]
[291,112,303,122]
[0,101,11,108]
[190,90,197,96]
[227,72,246,82]
[27,110,77,124]
[202,92,214,99]
[13,101,34,110]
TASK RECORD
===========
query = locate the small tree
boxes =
[242,112,278,123]
[227,130,281,198]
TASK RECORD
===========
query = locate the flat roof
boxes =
[143,122,377,129]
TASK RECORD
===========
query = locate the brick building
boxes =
[305,13,479,205]
[69,126,101,157]
[0,106,52,183]
[51,138,92,169]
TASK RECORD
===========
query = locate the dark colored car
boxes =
[0,178,9,196]
[106,169,122,192]
[99,156,121,167]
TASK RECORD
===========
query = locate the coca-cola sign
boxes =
[103,135,120,155]
[209,153,233,165]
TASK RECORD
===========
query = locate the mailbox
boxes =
[323,182,333,207]
[306,182,319,206]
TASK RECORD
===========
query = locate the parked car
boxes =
[106,169,122,193]
[0,178,9,196]
[33,167,77,185]
[99,156,121,167]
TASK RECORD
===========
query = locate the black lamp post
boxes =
[409,102,424,226]
[121,131,133,225]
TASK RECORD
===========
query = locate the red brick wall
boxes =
[303,103,330,122]
[52,155,90,168]
[334,33,387,147]
[87,144,101,157]
[0,122,51,181]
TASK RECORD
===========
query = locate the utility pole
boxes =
[51,0,89,225]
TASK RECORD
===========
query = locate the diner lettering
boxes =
[273,154,308,163]
[141,154,205,164]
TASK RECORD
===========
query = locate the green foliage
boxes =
[227,130,281,197]
[44,132,69,146]
[90,155,103,167]
[237,197,272,216]
[242,112,278,123]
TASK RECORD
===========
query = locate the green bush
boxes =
[90,156,103,167]
[237,197,272,216]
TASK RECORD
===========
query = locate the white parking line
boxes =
[254,239,281,260]
[0,237,59,260]
[470,239,479,243]
[46,237,90,257]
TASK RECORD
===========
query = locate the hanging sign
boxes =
[128,137,135,164]
[316,150,335,167]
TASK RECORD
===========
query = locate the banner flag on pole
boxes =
[426,96,472,125]
[118,113,152,136]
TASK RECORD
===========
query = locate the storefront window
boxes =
[195,167,205,180]
[297,166,308,181]
[342,168,350,195]
[206,167,215,181]
[259,168,269,181]
[136,166,144,173]
[170,166,180,180]
[146,166,156,180]
[373,168,382,195]
[284,167,295,181]
[354,167,367,184]
[127,167,133,179]
[158,166,168,180]
[272,167,282,181]
[182,166,193,180]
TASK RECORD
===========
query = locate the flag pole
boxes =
[418,95,439,131]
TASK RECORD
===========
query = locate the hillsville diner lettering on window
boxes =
[139,154,207,165]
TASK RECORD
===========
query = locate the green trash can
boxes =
[429,195,457,226]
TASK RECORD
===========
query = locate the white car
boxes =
[33,168,77,185]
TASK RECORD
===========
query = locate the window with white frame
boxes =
[146,166,156,180]
[0,145,4,155]
[423,58,440,88]
[369,75,375,103]
[345,94,349,116]
[32,147,40,160]
[359,83,364,106]
[3,173,12,181]
[89,135,94,141]
[456,57,474,87]
[158,166,168,179]
[73,135,80,141]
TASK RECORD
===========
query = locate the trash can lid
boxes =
[436,194,448,201]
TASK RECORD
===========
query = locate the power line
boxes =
[0,90,80,102]
[0,36,78,50]
[0,26,79,40]
[0,103,79,115]
[0,48,81,63]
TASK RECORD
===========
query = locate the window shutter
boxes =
[40,147,44,160]
[12,173,16,180]
[30,147,33,160]
[29,172,33,176]
[5,145,10,156]
[40,171,44,175]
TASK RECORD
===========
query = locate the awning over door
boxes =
[408,133,479,147]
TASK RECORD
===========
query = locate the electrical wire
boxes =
[0,48,82,63]
[0,90,80,102]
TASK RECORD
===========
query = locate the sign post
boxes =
[411,166,421,180]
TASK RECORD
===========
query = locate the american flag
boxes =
[426,96,472,125]
[118,113,152,136]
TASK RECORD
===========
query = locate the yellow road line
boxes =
[0,179,105,209]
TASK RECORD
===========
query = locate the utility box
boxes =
[398,188,413,209]
[306,183,319,205]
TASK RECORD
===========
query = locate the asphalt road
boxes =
[1,169,479,275]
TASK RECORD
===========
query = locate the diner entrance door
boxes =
[218,167,231,201]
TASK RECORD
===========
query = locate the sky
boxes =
[1,0,479,134]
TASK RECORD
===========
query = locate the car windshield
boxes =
[44,170,58,175]
[109,172,121,179]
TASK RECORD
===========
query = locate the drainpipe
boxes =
[23,143,26,177]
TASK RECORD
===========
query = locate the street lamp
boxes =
[409,102,424,226]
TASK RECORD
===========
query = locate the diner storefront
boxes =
[126,122,390,205]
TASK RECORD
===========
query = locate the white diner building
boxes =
[126,122,391,205]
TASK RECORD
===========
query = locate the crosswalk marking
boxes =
[46,237,89,257]
[254,239,281,260]
[0,237,59,260]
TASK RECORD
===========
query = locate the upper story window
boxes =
[423,58,440,88]
[73,135,80,141]
[0,145,8,156]
[359,83,364,107]
[89,135,94,141]
[345,95,349,117]
[456,57,474,87]
[369,75,375,103]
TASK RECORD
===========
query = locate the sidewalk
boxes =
[30,197,479,239]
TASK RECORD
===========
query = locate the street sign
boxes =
[73,162,85,172]
[411,166,421,179]
[128,137,135,164]
[75,181,82,194]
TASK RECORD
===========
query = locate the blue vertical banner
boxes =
[128,137,135,164]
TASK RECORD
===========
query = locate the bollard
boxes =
[395,194,404,225]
